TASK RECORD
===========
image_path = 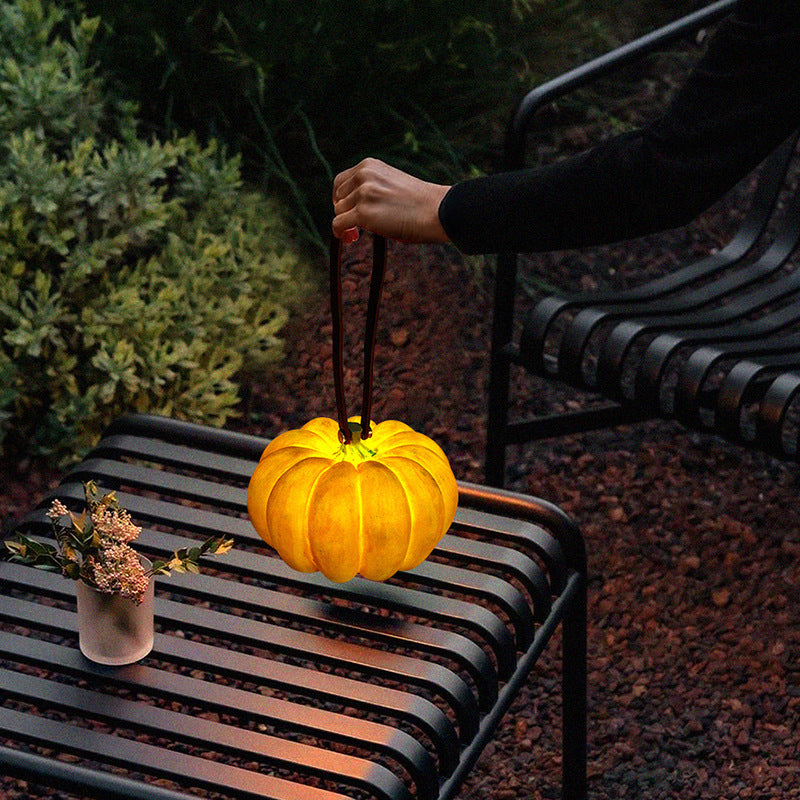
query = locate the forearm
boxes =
[437,132,687,255]
[440,3,800,255]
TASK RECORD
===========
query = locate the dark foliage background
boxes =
[67,0,702,251]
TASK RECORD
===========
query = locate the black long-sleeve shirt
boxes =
[438,0,800,254]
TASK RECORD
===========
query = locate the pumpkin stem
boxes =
[337,421,377,461]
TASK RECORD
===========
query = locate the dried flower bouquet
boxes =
[3,480,233,604]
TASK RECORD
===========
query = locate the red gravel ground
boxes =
[2,225,799,798]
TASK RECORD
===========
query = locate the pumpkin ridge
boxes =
[380,457,427,567]
[248,446,326,546]
[266,456,331,572]
[379,432,448,460]
[308,460,362,582]
[383,455,448,568]
[302,461,331,565]
[391,445,458,532]
[263,428,330,458]
[355,461,412,581]
[355,467,365,579]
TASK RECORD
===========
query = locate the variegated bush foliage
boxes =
[0,0,309,461]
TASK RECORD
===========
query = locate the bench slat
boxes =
[0,707,360,800]
[0,565,482,742]
[0,668,417,800]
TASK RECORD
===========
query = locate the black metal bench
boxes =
[0,413,587,800]
[484,0,800,486]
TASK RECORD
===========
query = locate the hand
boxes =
[332,158,451,244]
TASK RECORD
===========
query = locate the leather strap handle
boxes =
[329,234,387,444]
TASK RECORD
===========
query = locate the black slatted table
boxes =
[0,413,587,800]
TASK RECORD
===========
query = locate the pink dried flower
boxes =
[89,544,150,604]
[47,500,69,521]
[5,480,232,599]
[92,507,141,544]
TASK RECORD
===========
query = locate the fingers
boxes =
[330,200,361,240]
[332,158,410,236]
[331,167,355,205]
[331,159,381,240]
[332,158,378,205]
[331,161,372,239]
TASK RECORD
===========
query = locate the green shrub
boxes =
[0,0,309,462]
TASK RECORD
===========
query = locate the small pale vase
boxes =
[75,562,154,665]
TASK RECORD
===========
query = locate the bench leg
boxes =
[485,347,512,488]
[562,575,587,800]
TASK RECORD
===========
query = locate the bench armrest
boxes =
[504,0,737,169]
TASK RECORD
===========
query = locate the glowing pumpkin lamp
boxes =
[247,235,458,583]
[247,417,457,582]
